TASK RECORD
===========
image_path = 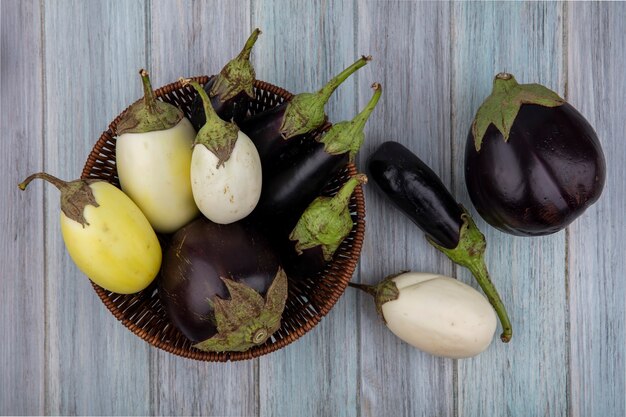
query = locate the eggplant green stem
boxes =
[19,172,100,227]
[237,28,261,61]
[427,210,513,343]
[185,79,219,124]
[19,172,67,191]
[353,83,382,128]
[318,55,372,102]
[466,258,512,343]
[139,69,157,111]
[348,282,377,297]
[318,83,381,161]
[330,174,367,211]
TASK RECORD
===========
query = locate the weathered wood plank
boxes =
[43,1,151,414]
[451,2,568,416]
[251,1,360,416]
[356,3,455,417]
[0,0,45,414]
[149,2,259,416]
[567,3,626,416]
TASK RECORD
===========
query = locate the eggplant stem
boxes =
[349,83,382,132]
[348,282,377,297]
[139,69,157,111]
[237,28,261,60]
[19,172,68,192]
[330,174,367,211]
[185,79,219,124]
[466,259,513,343]
[317,55,372,102]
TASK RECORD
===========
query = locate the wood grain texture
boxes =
[43,1,150,414]
[2,1,625,416]
[251,1,360,416]
[149,2,258,416]
[355,3,455,417]
[567,3,626,416]
[0,0,45,414]
[451,2,568,416]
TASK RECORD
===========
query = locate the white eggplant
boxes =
[351,272,497,359]
[115,70,198,233]
[185,79,262,224]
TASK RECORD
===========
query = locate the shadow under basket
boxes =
[81,76,366,362]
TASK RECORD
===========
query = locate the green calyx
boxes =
[280,55,372,140]
[319,83,382,162]
[210,28,261,102]
[116,69,183,135]
[18,172,100,227]
[348,271,406,323]
[290,174,367,261]
[193,268,288,353]
[184,79,240,167]
[471,73,565,151]
[427,208,513,343]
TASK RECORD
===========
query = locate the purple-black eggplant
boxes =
[281,174,367,280]
[239,55,371,168]
[368,141,512,342]
[254,83,381,229]
[189,28,261,129]
[465,73,606,236]
[159,217,287,352]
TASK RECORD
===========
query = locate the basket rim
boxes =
[81,76,365,362]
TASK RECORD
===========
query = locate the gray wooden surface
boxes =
[1,1,624,416]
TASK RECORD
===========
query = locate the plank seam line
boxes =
[562,3,572,416]
[144,1,157,415]
[39,0,49,413]
[449,3,459,416]
[353,1,362,417]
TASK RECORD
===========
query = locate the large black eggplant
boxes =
[465,73,606,236]
[239,55,371,169]
[189,28,261,129]
[254,83,381,229]
[368,141,512,342]
[159,217,287,352]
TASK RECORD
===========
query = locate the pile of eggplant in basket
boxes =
[20,28,606,358]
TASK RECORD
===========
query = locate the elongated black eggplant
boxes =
[240,55,371,168]
[368,141,512,342]
[465,73,606,236]
[159,217,287,352]
[189,28,261,129]
[255,83,381,228]
[281,174,367,280]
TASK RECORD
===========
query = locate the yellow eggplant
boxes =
[19,173,161,294]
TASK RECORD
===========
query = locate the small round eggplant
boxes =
[160,217,287,352]
[465,73,606,236]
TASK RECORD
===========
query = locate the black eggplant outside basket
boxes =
[80,76,366,362]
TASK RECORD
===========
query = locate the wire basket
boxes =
[80,76,365,361]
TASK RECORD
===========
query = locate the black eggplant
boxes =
[282,174,367,280]
[240,55,371,168]
[255,83,381,229]
[465,73,606,236]
[159,217,287,352]
[368,141,512,342]
[189,28,261,129]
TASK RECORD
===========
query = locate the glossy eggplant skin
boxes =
[159,217,280,343]
[465,103,606,236]
[368,141,464,249]
[189,77,250,130]
[254,139,348,228]
[239,103,308,169]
